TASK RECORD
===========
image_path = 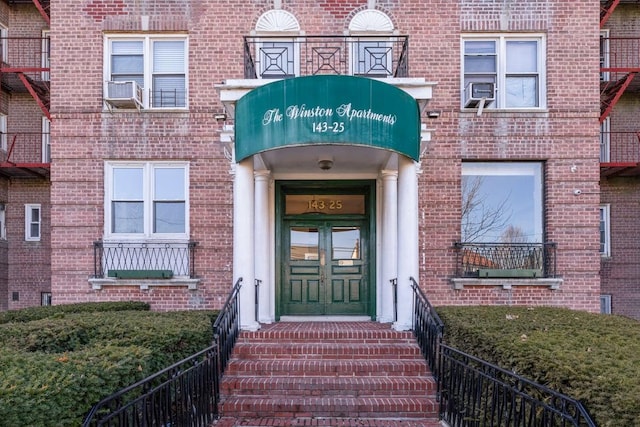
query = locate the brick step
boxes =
[213,416,442,427]
[224,358,430,376]
[219,396,439,419]
[232,342,423,359]
[238,326,415,344]
[221,376,436,396]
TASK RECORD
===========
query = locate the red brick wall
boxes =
[48,1,601,314]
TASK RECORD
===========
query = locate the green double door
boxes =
[282,219,369,316]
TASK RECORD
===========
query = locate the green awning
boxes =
[234,75,421,162]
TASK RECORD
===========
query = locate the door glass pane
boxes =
[290,227,319,260]
[332,226,360,260]
[260,41,295,78]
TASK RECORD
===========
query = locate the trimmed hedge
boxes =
[0,301,150,324]
[0,302,217,427]
[437,306,640,427]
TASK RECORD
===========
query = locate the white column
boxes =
[254,170,272,323]
[394,155,419,331]
[380,170,398,323]
[234,158,259,331]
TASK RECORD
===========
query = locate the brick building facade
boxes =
[2,0,626,325]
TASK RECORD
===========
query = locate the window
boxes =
[600,294,612,315]
[0,114,6,152]
[253,10,301,79]
[462,35,546,109]
[600,117,610,162]
[106,162,189,238]
[0,23,7,63]
[348,10,395,77]
[461,162,543,243]
[42,30,50,81]
[25,204,41,241]
[42,117,50,163]
[600,204,611,257]
[41,292,52,306]
[600,30,610,82]
[0,204,5,240]
[105,35,187,108]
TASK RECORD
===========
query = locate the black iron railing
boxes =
[454,242,557,279]
[212,278,242,377]
[438,344,597,427]
[83,279,243,426]
[243,35,409,79]
[82,345,219,427]
[410,279,596,427]
[93,240,197,279]
[411,277,443,377]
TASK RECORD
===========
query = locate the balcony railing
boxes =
[0,36,50,80]
[600,37,640,78]
[243,35,409,79]
[93,240,197,279]
[454,242,557,279]
[600,131,640,163]
[0,132,50,164]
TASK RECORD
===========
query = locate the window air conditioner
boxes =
[464,82,495,108]
[105,81,143,110]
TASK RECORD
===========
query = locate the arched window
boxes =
[253,10,300,78]
[348,10,396,77]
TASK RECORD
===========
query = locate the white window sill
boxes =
[89,277,200,291]
[451,277,563,290]
[460,108,549,114]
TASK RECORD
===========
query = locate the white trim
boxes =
[600,29,610,82]
[42,30,50,81]
[0,208,5,240]
[600,204,611,257]
[42,117,50,163]
[600,117,610,163]
[255,10,300,32]
[25,204,41,242]
[0,114,7,152]
[0,23,7,63]
[348,9,394,33]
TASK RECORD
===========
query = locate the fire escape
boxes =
[600,0,640,177]
[0,0,50,178]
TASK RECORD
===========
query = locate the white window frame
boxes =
[42,117,50,163]
[461,34,547,110]
[42,30,50,81]
[0,205,5,240]
[600,117,610,163]
[600,294,612,315]
[25,204,41,242]
[104,161,189,240]
[0,23,7,64]
[104,34,188,110]
[600,204,611,257]
[600,29,610,82]
[0,113,7,152]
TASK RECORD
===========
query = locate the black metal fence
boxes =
[411,277,443,376]
[439,345,597,427]
[410,278,596,427]
[454,242,557,278]
[243,35,409,79]
[82,278,243,427]
[81,345,219,427]
[93,240,197,279]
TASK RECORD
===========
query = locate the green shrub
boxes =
[437,306,640,427]
[0,301,150,325]
[0,304,218,426]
